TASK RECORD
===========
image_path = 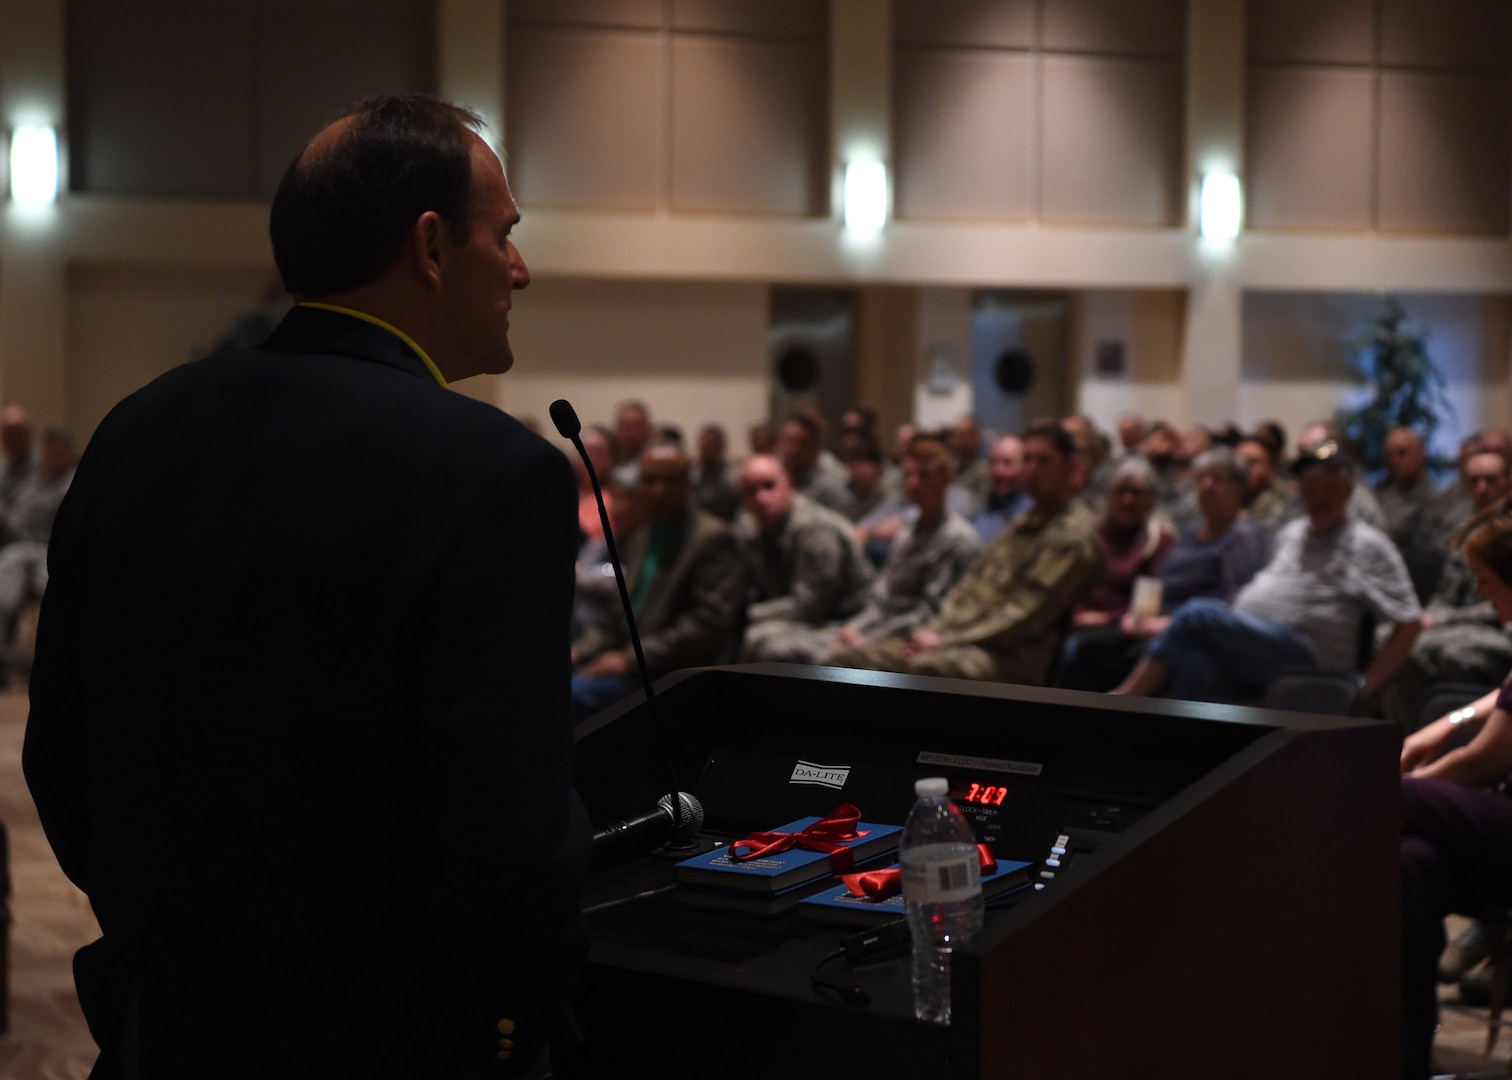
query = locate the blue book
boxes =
[798,858,1034,926]
[673,817,903,894]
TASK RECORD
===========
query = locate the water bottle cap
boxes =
[914,777,949,797]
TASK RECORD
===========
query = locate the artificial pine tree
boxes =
[1334,297,1454,475]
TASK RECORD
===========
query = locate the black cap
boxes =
[1289,438,1352,477]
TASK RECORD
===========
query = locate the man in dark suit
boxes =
[571,443,745,718]
[22,96,589,1078]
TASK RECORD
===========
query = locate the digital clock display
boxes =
[958,781,1009,807]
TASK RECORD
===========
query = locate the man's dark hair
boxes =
[1235,434,1278,467]
[1022,422,1077,460]
[270,95,483,299]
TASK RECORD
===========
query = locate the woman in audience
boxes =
[1055,457,1173,685]
[1400,499,1512,1078]
[1057,447,1266,691]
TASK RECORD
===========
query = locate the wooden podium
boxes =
[571,664,1399,1079]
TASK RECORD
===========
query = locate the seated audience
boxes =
[1399,501,1512,1079]
[1233,434,1293,545]
[838,438,891,524]
[0,427,76,677]
[828,437,982,663]
[777,414,851,514]
[1067,457,1174,626]
[1292,419,1388,531]
[1063,414,1114,510]
[608,399,655,492]
[1115,412,1146,459]
[970,434,1032,545]
[1113,438,1421,705]
[692,423,740,521]
[1059,447,1266,691]
[1378,446,1512,727]
[0,405,37,512]
[574,424,619,543]
[828,424,1100,685]
[572,444,746,718]
[1055,457,1177,689]
[572,480,641,641]
[1376,426,1445,550]
[734,453,874,663]
[948,414,990,514]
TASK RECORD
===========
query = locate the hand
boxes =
[1073,610,1111,628]
[833,625,864,650]
[576,650,631,678]
[1121,613,1168,638]
[904,629,942,658]
[1400,720,1452,775]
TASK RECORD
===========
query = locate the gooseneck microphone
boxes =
[551,398,701,860]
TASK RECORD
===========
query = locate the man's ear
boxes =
[410,210,446,288]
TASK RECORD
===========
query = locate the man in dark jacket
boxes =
[23,95,589,1079]
[572,443,745,717]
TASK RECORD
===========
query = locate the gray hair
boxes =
[1109,455,1157,491]
[1193,445,1249,486]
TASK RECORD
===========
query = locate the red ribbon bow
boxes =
[841,843,998,901]
[728,804,870,874]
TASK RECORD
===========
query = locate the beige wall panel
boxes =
[1040,57,1184,226]
[1041,0,1186,58]
[893,49,1033,222]
[255,13,435,193]
[671,0,826,37]
[669,36,827,215]
[499,277,769,452]
[508,0,661,29]
[505,28,661,210]
[67,7,254,195]
[1245,67,1374,231]
[1246,0,1375,65]
[1378,72,1511,236]
[1074,289,1187,432]
[893,0,1033,49]
[66,265,275,442]
[1380,0,1511,70]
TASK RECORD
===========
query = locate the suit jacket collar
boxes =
[261,305,440,385]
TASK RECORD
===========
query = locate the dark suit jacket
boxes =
[22,305,590,1078]
[574,507,745,677]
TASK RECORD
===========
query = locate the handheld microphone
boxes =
[591,792,705,868]
[553,398,705,859]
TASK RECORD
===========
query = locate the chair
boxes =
[1449,905,1512,1058]
[1260,668,1363,716]
[1400,545,1449,606]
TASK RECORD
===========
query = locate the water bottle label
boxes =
[901,850,981,903]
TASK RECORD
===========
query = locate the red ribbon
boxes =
[727,804,870,873]
[841,843,998,901]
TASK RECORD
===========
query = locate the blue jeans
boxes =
[572,672,638,722]
[1147,597,1316,703]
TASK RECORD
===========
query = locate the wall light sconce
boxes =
[10,126,59,205]
[843,160,887,232]
[1199,171,1241,241]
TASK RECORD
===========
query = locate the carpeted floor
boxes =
[0,683,97,1080]
[0,681,1508,1078]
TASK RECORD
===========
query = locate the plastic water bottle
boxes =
[900,777,984,1025]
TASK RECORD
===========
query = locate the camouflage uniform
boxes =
[1374,476,1443,549]
[735,493,874,663]
[832,498,1102,684]
[1379,548,1512,726]
[827,510,983,660]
